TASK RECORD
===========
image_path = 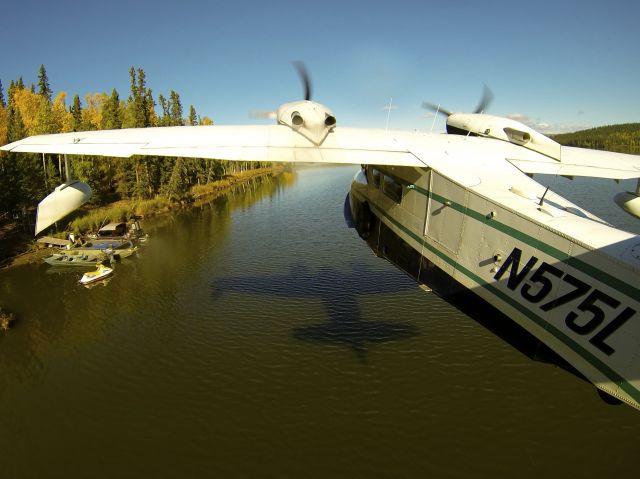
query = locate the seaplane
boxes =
[2,64,640,410]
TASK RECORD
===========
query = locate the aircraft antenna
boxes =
[429,105,440,132]
[539,186,550,206]
[384,97,393,132]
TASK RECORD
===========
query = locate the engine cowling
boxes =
[276,100,336,145]
[447,113,561,160]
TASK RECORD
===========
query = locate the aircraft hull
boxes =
[350,166,640,410]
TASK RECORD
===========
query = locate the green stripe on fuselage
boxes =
[352,185,640,404]
[402,178,639,301]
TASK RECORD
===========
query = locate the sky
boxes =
[2,0,639,133]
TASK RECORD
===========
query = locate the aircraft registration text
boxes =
[493,247,636,356]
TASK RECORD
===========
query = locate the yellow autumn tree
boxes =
[52,91,73,133]
[81,92,108,130]
[0,105,7,146]
[12,88,49,136]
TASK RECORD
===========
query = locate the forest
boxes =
[0,65,267,221]
[551,123,640,154]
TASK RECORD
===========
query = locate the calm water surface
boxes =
[0,165,638,478]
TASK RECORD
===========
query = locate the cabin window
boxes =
[369,168,381,188]
[383,175,403,203]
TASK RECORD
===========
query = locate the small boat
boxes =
[44,250,109,266]
[88,219,148,244]
[79,264,114,285]
[72,239,138,259]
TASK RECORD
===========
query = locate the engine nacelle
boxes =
[614,180,640,219]
[276,100,336,145]
[447,113,561,161]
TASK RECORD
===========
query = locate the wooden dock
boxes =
[37,236,72,248]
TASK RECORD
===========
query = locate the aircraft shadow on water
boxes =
[211,264,420,364]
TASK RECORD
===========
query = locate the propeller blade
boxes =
[293,61,312,101]
[421,102,452,117]
[473,85,494,114]
[249,110,277,119]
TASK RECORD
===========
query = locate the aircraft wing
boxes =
[0,125,426,167]
[507,146,640,180]
[3,124,639,181]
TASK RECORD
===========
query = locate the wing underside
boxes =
[1,125,425,167]
[508,146,640,180]
[2,125,639,181]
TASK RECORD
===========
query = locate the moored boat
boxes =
[44,250,109,267]
[79,263,114,285]
[88,218,148,243]
[75,239,138,259]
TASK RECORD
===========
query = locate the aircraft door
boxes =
[425,172,468,255]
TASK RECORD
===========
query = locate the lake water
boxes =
[0,165,638,478]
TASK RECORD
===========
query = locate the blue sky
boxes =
[3,0,639,133]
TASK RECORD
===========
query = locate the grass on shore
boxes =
[67,167,275,235]
[0,167,279,266]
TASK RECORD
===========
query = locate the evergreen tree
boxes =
[0,79,5,109]
[169,90,183,126]
[188,105,197,126]
[0,152,20,212]
[145,88,155,126]
[37,64,52,102]
[122,67,157,198]
[7,107,26,143]
[158,93,169,126]
[7,80,15,107]
[101,88,122,130]
[34,100,56,135]
[163,156,188,200]
[6,106,45,207]
[70,94,82,131]
[127,67,154,128]
[1,107,26,210]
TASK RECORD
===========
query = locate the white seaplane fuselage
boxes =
[349,158,640,409]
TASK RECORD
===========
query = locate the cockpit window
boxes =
[369,168,381,188]
[383,175,403,203]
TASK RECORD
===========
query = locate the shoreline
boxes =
[0,167,279,270]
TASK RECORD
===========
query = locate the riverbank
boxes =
[0,166,280,269]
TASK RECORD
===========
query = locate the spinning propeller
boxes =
[422,85,494,135]
[292,61,312,101]
[422,84,494,117]
[250,61,315,119]
[252,62,337,145]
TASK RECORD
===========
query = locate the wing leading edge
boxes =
[2,122,640,181]
[0,125,426,168]
[508,146,640,180]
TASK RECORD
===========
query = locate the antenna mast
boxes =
[385,97,393,132]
